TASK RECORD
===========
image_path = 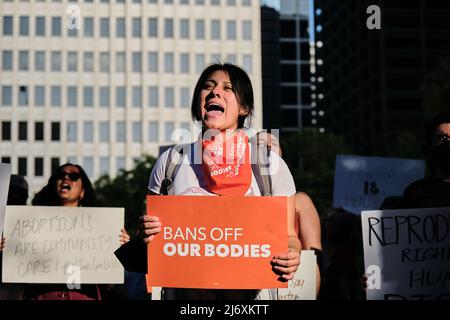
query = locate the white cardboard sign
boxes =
[2,206,124,284]
[362,208,450,300]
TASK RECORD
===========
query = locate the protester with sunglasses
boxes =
[402,112,450,208]
[21,163,130,300]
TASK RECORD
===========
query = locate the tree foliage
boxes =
[281,129,351,217]
[94,155,157,237]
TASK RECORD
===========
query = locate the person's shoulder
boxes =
[405,176,440,191]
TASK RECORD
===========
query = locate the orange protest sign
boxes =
[146,195,288,290]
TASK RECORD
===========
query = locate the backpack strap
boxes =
[160,143,190,195]
[250,134,272,196]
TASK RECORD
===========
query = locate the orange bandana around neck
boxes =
[202,130,251,196]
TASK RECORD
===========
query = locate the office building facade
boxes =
[0,0,262,194]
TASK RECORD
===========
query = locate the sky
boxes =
[261,0,280,10]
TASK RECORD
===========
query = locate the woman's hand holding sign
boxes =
[271,248,301,281]
[137,215,161,244]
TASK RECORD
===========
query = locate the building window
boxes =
[35,16,46,36]
[51,17,61,36]
[164,87,174,108]
[83,157,94,176]
[100,157,109,175]
[148,86,158,107]
[34,86,45,106]
[242,20,252,40]
[84,52,94,72]
[195,54,205,73]
[226,54,235,63]
[196,0,205,4]
[227,0,236,5]
[116,87,126,107]
[99,87,110,107]
[18,86,29,106]
[116,18,125,37]
[34,157,44,177]
[3,16,13,35]
[35,122,44,141]
[180,0,189,4]
[211,20,220,40]
[116,52,126,72]
[84,17,94,37]
[132,87,142,107]
[51,86,61,107]
[18,122,27,141]
[19,16,29,36]
[18,158,27,176]
[99,52,110,72]
[1,122,11,140]
[211,0,220,6]
[100,17,109,37]
[51,122,60,141]
[99,121,109,142]
[51,51,62,71]
[2,50,13,71]
[116,157,126,171]
[1,157,10,164]
[67,86,77,107]
[83,121,93,142]
[226,20,236,40]
[148,18,157,37]
[148,121,159,142]
[83,87,94,107]
[148,52,158,72]
[164,18,173,38]
[243,54,252,74]
[116,121,126,142]
[19,51,29,71]
[180,87,190,108]
[164,122,175,142]
[164,53,174,73]
[242,0,251,6]
[195,20,205,39]
[35,51,46,71]
[51,157,60,173]
[132,17,141,37]
[180,53,189,73]
[67,121,77,142]
[67,51,78,71]
[68,25,77,37]
[132,121,142,142]
[1,86,12,106]
[179,19,189,39]
[132,52,142,72]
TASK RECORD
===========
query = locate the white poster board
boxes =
[2,206,124,284]
[0,163,12,235]
[362,208,450,300]
[276,250,316,300]
[151,250,316,300]
[333,155,425,214]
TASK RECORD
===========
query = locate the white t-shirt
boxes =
[146,138,296,300]
[148,139,296,196]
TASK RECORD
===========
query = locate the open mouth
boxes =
[205,103,224,117]
[60,183,71,191]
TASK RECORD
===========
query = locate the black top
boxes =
[402,176,450,209]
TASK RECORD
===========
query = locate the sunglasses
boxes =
[56,171,81,181]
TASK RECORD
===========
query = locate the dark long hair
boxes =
[32,163,96,207]
[191,63,254,129]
